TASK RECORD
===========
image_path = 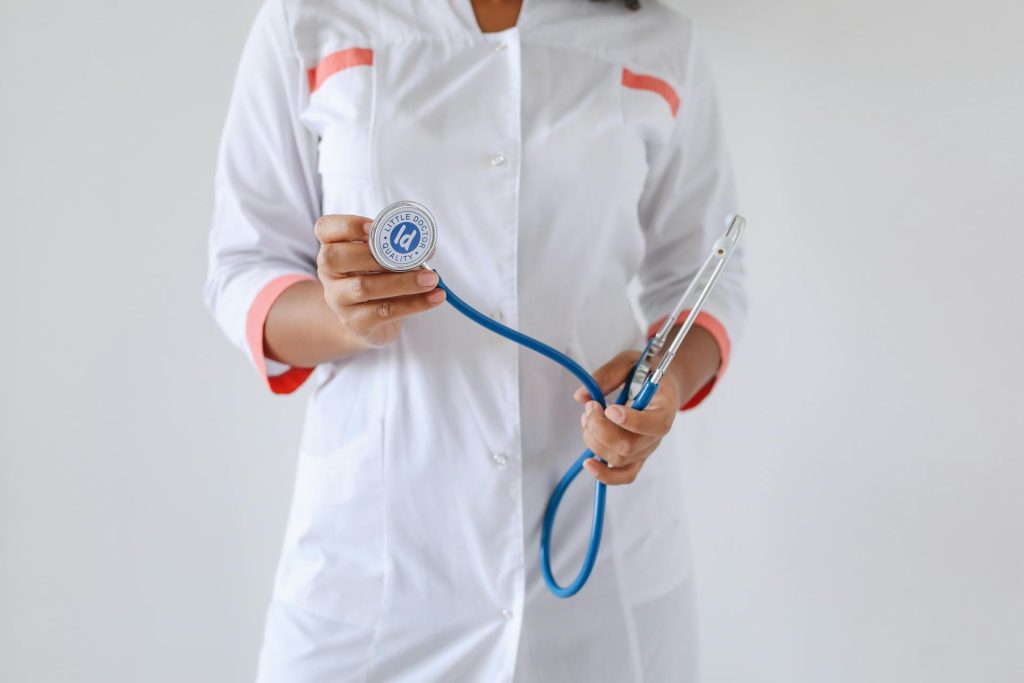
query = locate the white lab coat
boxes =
[205,0,747,680]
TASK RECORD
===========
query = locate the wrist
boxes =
[328,316,373,356]
[662,363,693,406]
[659,325,722,406]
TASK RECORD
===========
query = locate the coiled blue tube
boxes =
[436,274,657,598]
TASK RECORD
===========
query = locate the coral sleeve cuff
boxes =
[245,274,318,394]
[646,310,731,411]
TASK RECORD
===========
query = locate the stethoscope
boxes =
[367,201,745,597]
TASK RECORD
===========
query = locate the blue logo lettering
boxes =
[389,222,421,254]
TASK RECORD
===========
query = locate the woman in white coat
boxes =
[205,0,747,680]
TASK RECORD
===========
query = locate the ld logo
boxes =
[390,222,421,254]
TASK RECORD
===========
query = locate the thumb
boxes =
[573,351,641,403]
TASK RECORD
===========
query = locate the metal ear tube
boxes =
[629,215,745,402]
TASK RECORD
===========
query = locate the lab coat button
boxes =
[501,609,514,621]
[495,41,508,52]
[490,154,506,167]
[491,452,508,466]
[490,311,504,323]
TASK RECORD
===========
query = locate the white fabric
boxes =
[205,0,747,680]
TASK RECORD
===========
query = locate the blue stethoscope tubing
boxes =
[436,274,660,598]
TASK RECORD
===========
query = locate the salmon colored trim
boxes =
[622,67,680,117]
[647,310,731,411]
[246,274,317,395]
[308,47,374,93]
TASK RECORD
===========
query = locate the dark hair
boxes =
[592,0,642,10]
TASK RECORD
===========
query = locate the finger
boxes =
[314,215,372,244]
[337,269,439,305]
[318,242,383,276]
[581,401,653,467]
[573,351,641,403]
[581,401,654,467]
[349,289,446,326]
[582,457,642,486]
[602,402,674,437]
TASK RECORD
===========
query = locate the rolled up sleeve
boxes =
[203,0,320,394]
[636,35,748,410]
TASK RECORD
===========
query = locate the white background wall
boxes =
[1,0,1021,681]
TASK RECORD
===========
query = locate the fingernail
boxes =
[573,387,586,401]
[580,411,587,428]
[417,270,438,287]
[583,460,599,478]
[363,220,373,235]
[606,406,624,424]
[427,289,446,303]
[586,401,598,416]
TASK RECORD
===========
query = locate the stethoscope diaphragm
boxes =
[368,201,438,271]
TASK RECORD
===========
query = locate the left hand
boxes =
[573,351,683,485]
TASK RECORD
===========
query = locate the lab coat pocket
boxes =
[618,67,676,168]
[274,420,387,626]
[318,123,371,181]
[318,123,376,217]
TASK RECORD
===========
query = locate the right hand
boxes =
[315,214,446,348]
